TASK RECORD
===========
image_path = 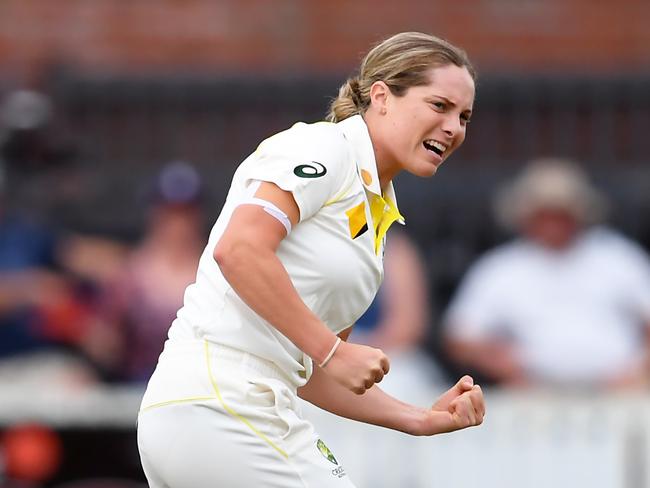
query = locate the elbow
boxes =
[213,240,229,268]
[213,237,258,275]
[213,239,240,271]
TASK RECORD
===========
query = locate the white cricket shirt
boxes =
[168,115,404,386]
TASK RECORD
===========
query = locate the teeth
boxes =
[424,139,447,154]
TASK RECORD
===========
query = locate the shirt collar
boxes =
[338,115,404,222]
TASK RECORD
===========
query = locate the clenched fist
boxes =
[320,340,390,395]
[416,375,485,435]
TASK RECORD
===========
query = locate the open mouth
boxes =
[423,139,447,158]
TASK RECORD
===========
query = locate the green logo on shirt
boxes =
[317,439,338,465]
[294,162,327,178]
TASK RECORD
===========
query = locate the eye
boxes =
[431,101,446,110]
[460,113,472,125]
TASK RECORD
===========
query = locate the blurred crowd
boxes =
[1,88,650,486]
[0,89,206,386]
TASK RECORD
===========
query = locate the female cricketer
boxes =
[137,31,485,487]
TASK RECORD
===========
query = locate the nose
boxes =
[441,115,461,138]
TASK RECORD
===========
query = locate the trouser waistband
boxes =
[204,341,295,387]
[159,338,300,390]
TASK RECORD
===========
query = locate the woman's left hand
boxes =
[416,375,485,436]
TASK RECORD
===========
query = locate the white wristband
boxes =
[319,337,342,368]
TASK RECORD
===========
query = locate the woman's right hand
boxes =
[320,340,390,394]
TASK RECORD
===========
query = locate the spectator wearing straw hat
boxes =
[443,158,650,389]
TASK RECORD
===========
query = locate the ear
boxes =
[368,81,390,115]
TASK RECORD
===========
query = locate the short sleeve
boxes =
[240,122,350,222]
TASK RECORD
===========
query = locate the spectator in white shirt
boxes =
[443,158,650,389]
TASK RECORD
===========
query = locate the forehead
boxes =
[417,65,475,108]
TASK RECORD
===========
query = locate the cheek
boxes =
[393,125,416,153]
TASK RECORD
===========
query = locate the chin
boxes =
[403,154,442,178]
[409,165,438,178]
[415,153,444,176]
[421,159,442,177]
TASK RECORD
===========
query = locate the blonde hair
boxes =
[327,32,476,123]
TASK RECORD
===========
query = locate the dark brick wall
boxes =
[1,0,649,83]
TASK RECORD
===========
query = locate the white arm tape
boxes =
[238,197,292,235]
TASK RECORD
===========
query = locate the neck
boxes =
[376,151,400,192]
[364,114,400,191]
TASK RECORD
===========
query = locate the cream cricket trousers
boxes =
[137,339,356,488]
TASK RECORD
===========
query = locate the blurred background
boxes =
[1,1,649,487]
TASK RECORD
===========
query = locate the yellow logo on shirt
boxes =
[345,201,368,239]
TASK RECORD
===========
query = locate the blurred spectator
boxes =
[0,89,115,388]
[352,229,446,400]
[0,164,100,387]
[443,158,650,390]
[98,162,206,382]
[0,90,56,171]
[0,90,79,222]
[0,195,60,356]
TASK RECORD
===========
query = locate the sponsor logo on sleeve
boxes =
[294,162,327,178]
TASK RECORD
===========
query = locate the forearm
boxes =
[298,365,427,435]
[216,241,336,364]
